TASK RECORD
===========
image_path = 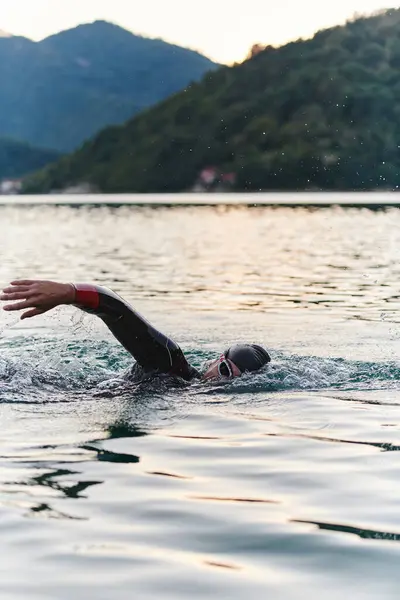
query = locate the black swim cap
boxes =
[225,344,271,373]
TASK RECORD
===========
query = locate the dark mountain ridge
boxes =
[0,138,60,180]
[0,20,216,152]
[23,8,400,194]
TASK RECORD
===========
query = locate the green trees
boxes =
[24,8,400,193]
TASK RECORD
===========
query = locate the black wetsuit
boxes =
[73,284,199,382]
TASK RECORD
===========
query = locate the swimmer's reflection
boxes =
[80,421,144,463]
[105,421,147,440]
[294,519,400,542]
[4,468,101,520]
[32,468,100,498]
[7,421,147,519]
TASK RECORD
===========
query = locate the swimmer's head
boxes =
[202,344,271,381]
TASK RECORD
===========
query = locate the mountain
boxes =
[0,138,60,180]
[23,9,400,194]
[0,21,216,152]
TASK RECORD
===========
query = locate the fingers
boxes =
[0,291,34,301]
[2,286,31,293]
[3,280,44,293]
[10,280,38,286]
[3,300,35,311]
[2,281,38,302]
[2,283,34,300]
[1,280,55,320]
[21,308,45,320]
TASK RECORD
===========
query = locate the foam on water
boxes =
[0,336,399,405]
[1,204,400,600]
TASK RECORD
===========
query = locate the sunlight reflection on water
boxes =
[0,203,400,599]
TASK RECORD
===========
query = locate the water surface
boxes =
[0,202,400,599]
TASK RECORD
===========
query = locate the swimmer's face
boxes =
[202,354,242,381]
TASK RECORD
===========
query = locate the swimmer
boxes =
[1,280,270,382]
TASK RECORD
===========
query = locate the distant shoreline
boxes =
[1,192,400,207]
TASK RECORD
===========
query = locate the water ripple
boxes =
[0,205,399,599]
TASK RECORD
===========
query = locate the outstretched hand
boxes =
[1,280,75,320]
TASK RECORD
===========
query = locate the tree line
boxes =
[23,8,400,193]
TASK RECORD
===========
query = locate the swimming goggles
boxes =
[218,355,233,378]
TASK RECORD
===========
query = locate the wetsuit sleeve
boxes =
[72,284,197,380]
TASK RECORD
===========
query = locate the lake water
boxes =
[0,199,400,599]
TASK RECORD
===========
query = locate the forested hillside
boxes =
[23,9,400,193]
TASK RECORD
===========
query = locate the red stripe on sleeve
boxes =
[74,284,100,309]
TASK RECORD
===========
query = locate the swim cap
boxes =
[225,344,271,373]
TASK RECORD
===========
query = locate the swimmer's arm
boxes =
[1,279,195,378]
[72,283,194,377]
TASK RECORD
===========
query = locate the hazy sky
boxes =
[1,0,399,63]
